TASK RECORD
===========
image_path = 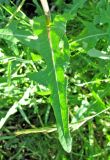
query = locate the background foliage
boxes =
[1,0,110,159]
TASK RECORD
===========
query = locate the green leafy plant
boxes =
[27,0,72,152]
[1,0,110,159]
[0,0,72,152]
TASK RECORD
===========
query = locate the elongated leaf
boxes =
[88,48,110,60]
[28,15,72,152]
[0,15,72,152]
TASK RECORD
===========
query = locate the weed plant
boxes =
[0,0,110,159]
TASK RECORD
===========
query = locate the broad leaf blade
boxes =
[0,15,72,152]
[27,70,48,86]
[28,15,72,152]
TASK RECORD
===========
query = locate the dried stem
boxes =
[39,0,51,41]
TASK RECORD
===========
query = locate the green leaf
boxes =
[74,22,106,49]
[0,87,34,129]
[31,52,42,62]
[28,70,48,86]
[88,48,110,60]
[0,15,72,152]
[94,5,110,25]
[0,29,18,44]
[92,90,106,111]
[27,15,72,152]
[71,0,87,14]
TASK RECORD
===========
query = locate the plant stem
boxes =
[39,0,51,40]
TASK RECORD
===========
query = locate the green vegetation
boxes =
[0,0,110,159]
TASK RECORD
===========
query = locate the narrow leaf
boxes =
[88,48,110,60]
